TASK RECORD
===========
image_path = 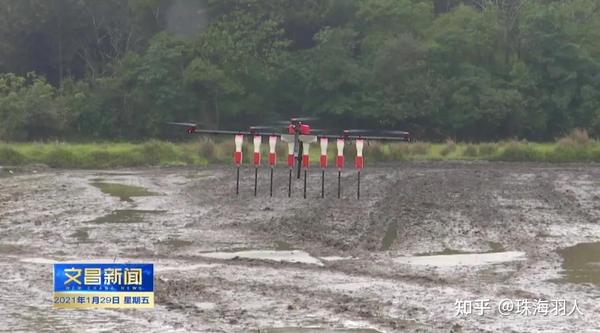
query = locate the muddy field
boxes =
[1,162,600,332]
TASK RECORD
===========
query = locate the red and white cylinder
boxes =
[234,134,243,166]
[355,139,364,169]
[320,137,328,168]
[302,142,310,169]
[253,135,262,167]
[287,141,295,168]
[336,139,345,170]
[268,136,277,167]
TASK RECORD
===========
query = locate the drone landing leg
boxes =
[288,169,292,197]
[338,170,341,199]
[254,167,258,196]
[321,169,325,198]
[297,141,303,179]
[269,167,273,197]
[236,167,240,195]
[357,171,361,200]
[303,169,307,199]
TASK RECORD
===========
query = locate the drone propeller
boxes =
[274,117,318,125]
[342,129,409,136]
[343,129,372,134]
[379,129,410,135]
[291,116,318,122]
[167,121,197,127]
[249,125,276,130]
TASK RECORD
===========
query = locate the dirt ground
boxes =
[1,162,600,332]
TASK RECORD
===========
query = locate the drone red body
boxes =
[288,123,311,135]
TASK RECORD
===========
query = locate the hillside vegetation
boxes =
[1,1,600,143]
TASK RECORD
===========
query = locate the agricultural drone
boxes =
[169,118,410,198]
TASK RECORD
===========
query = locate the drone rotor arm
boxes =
[348,135,411,142]
[192,129,286,138]
[316,134,411,142]
[167,122,198,127]
[190,129,252,135]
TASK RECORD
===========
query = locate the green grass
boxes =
[2,130,600,169]
[0,140,208,168]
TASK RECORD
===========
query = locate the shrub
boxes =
[274,141,287,162]
[82,149,151,168]
[45,147,79,168]
[557,129,593,149]
[389,143,407,160]
[197,139,216,161]
[0,146,25,165]
[112,150,147,167]
[494,141,543,162]
[214,140,235,162]
[549,129,595,162]
[138,140,178,164]
[87,150,111,168]
[558,128,591,146]
[439,139,456,156]
[549,145,590,162]
[590,147,600,162]
[241,141,253,164]
[365,143,388,162]
[478,143,498,157]
[463,144,478,157]
[409,142,430,155]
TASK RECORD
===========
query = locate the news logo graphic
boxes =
[53,263,154,308]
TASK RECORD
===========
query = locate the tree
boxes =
[0,73,63,140]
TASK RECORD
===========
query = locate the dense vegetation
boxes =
[1,0,600,143]
[1,129,600,168]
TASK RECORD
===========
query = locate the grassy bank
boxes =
[1,131,600,169]
[0,140,210,168]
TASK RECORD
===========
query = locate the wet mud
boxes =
[1,162,600,332]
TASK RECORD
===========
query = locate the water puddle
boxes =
[70,228,92,243]
[90,182,157,202]
[200,250,324,266]
[558,242,600,285]
[255,328,382,333]
[394,251,526,267]
[488,241,505,252]
[86,210,166,224]
[274,240,294,251]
